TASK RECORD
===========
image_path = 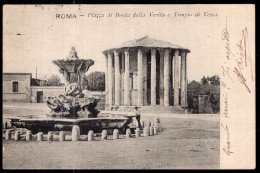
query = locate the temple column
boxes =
[174,50,180,106]
[180,51,187,107]
[107,52,113,107]
[159,50,164,106]
[151,48,157,106]
[124,50,130,105]
[114,51,120,106]
[105,54,109,109]
[137,49,144,106]
[143,52,148,106]
[164,49,170,106]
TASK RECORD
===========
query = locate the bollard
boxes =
[141,120,145,128]
[150,126,154,136]
[113,129,119,140]
[101,130,107,140]
[154,126,158,135]
[135,128,140,138]
[59,131,65,141]
[37,132,43,141]
[158,124,162,132]
[4,121,8,129]
[14,131,20,141]
[143,126,150,137]
[48,131,53,141]
[72,125,80,141]
[88,130,94,141]
[26,130,32,141]
[146,120,151,127]
[185,110,188,114]
[126,128,131,138]
[154,117,159,126]
[5,130,11,140]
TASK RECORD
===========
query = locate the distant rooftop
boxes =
[103,36,190,54]
[3,73,32,76]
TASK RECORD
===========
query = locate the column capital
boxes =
[174,50,179,56]
[107,51,113,56]
[180,50,187,57]
[113,50,119,56]
[124,49,129,55]
[138,48,143,53]
[164,49,170,56]
[151,48,156,54]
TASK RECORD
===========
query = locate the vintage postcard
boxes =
[2,4,255,169]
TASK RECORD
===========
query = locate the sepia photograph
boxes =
[2,4,255,169]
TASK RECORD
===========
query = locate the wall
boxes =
[3,73,31,102]
[30,86,64,102]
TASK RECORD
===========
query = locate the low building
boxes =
[3,73,31,102]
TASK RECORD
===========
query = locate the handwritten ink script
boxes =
[221,93,233,156]
[221,19,254,93]
[221,17,254,156]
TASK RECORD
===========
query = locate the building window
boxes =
[12,81,18,92]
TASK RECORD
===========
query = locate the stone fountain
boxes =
[46,47,100,118]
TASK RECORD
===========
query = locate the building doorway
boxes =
[37,91,43,103]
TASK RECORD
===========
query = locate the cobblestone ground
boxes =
[3,103,219,169]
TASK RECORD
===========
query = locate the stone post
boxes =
[114,51,120,106]
[174,50,180,106]
[14,131,20,141]
[101,130,107,140]
[5,130,11,140]
[137,49,143,106]
[151,48,157,106]
[159,50,164,105]
[59,131,65,141]
[48,131,53,141]
[72,125,80,141]
[124,50,130,105]
[26,130,32,141]
[154,126,158,135]
[37,132,43,141]
[126,128,131,138]
[143,126,150,136]
[113,129,119,139]
[150,126,154,136]
[181,51,187,107]
[108,52,113,108]
[88,130,94,141]
[135,128,140,137]
[164,49,170,106]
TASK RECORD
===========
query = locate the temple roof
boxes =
[103,36,190,54]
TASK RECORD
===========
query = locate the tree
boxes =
[200,75,220,85]
[47,75,62,86]
[85,71,105,91]
[201,76,208,84]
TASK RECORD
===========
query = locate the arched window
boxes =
[12,81,18,92]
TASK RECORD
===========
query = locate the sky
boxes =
[3,5,240,83]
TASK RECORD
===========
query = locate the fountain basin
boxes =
[7,114,136,134]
